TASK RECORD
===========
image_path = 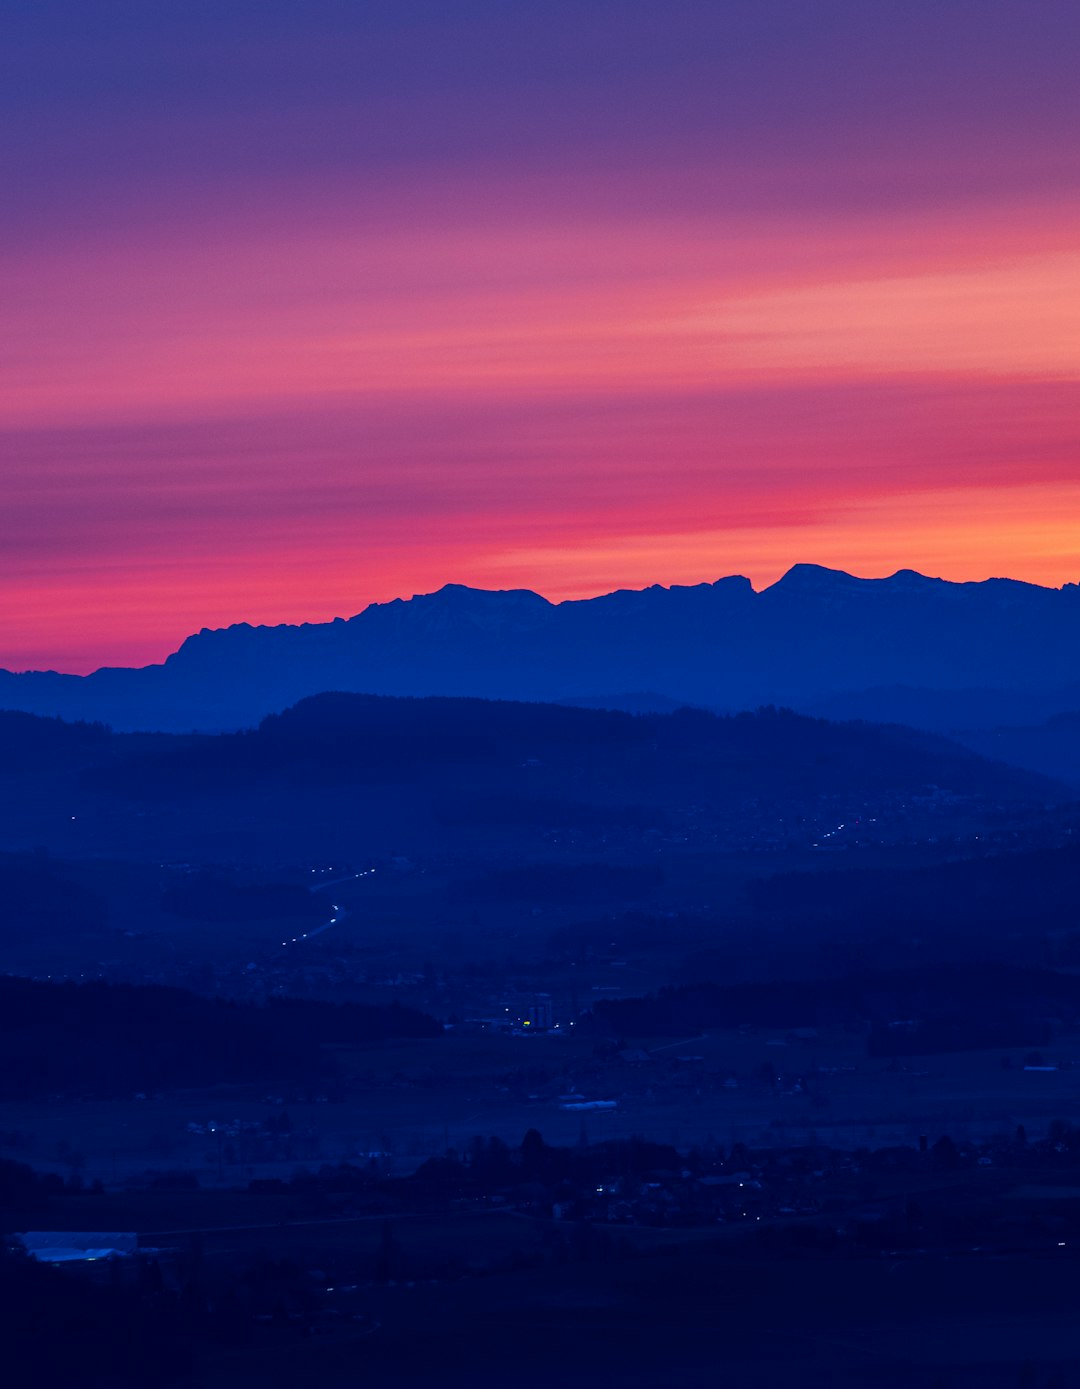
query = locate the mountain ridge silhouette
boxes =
[3,565,1078,735]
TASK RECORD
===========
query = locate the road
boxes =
[282,867,377,944]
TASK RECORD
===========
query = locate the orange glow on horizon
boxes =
[8,475,1078,675]
[4,182,1079,672]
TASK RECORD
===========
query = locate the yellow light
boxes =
[523,1020,530,1026]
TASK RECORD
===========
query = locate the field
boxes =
[191,1245,1080,1388]
[6,1021,1080,1192]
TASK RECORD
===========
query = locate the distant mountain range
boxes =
[2,566,1079,747]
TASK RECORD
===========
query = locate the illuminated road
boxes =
[281,868,376,945]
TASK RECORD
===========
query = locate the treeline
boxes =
[0,976,441,1099]
[83,693,651,796]
[749,841,1080,940]
[0,1156,69,1213]
[255,1131,684,1204]
[0,710,110,774]
[72,693,1056,803]
[586,961,1080,1053]
[0,855,107,939]
[398,1130,682,1203]
[668,840,1080,985]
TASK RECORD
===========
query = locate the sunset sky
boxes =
[4,0,1079,672]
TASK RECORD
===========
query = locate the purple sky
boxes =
[4,1,1079,670]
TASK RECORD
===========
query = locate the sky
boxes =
[3,0,1079,672]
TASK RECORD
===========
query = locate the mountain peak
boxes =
[423,583,551,608]
[355,582,554,637]
[767,563,864,592]
[767,564,952,596]
[887,568,942,586]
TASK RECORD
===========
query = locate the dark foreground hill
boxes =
[588,958,1080,1055]
[0,694,1062,979]
[2,565,1079,734]
[3,692,1058,814]
[0,695,1070,990]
